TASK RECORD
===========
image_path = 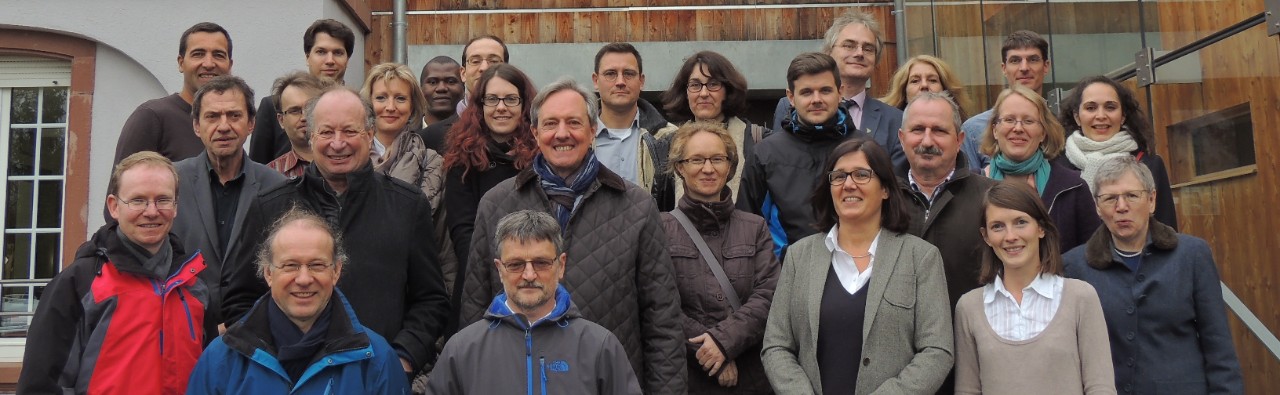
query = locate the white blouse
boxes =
[982,273,1064,341]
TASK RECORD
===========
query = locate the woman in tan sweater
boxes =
[954,181,1115,394]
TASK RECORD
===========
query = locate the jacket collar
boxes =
[223,290,372,361]
[1041,158,1088,200]
[636,99,670,133]
[1083,220,1180,269]
[302,161,377,196]
[83,223,195,281]
[484,285,581,329]
[514,162,628,192]
[676,188,735,234]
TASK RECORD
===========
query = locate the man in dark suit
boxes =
[172,75,286,337]
[770,9,906,171]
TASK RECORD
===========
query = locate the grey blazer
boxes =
[761,229,953,395]
[172,151,286,326]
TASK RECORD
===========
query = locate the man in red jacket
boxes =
[19,151,209,394]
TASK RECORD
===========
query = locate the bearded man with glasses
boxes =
[20,152,210,394]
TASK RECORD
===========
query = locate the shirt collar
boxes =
[984,273,1061,303]
[596,111,641,140]
[842,90,868,109]
[823,225,881,256]
[907,167,956,202]
[204,152,247,181]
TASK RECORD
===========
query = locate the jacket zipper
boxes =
[525,327,533,395]
[539,356,548,395]
[178,290,196,340]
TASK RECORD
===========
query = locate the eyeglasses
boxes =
[679,156,729,168]
[686,80,724,93]
[838,42,878,55]
[272,262,335,273]
[599,69,640,81]
[466,56,504,67]
[118,198,176,212]
[1005,55,1044,66]
[280,107,304,117]
[500,258,557,273]
[996,117,1041,128]
[828,168,875,186]
[1096,190,1151,208]
[483,95,522,107]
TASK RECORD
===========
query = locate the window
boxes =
[1166,103,1257,185]
[0,56,70,340]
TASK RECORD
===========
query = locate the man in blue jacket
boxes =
[188,206,409,394]
[432,210,640,394]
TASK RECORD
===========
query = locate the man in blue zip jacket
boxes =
[430,210,640,395]
[188,206,409,394]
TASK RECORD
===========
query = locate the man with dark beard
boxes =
[429,210,640,394]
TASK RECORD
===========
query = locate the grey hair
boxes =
[303,86,375,140]
[1091,155,1155,195]
[902,91,964,133]
[822,8,884,56]
[494,210,564,257]
[529,77,599,129]
[256,204,348,278]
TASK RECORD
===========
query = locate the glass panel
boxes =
[1045,1,1154,93]
[0,286,33,338]
[37,181,62,228]
[9,88,37,124]
[35,233,60,280]
[3,233,33,280]
[1144,0,1263,52]
[1147,24,1276,184]
[41,87,69,124]
[907,0,990,117]
[40,128,66,175]
[5,180,34,229]
[7,128,36,176]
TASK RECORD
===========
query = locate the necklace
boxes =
[1114,247,1142,258]
[850,252,872,259]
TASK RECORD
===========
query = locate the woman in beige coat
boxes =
[761,138,953,394]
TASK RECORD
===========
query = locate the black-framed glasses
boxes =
[1095,190,1151,208]
[117,197,176,212]
[679,156,729,168]
[686,80,723,93]
[483,95,522,107]
[500,258,557,273]
[272,262,335,273]
[828,168,875,186]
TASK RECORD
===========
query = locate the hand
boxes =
[716,360,738,387]
[217,323,227,335]
[400,357,413,373]
[688,333,726,375]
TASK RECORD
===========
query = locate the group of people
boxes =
[17,8,1243,395]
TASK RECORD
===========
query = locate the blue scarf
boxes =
[533,151,601,232]
[782,103,852,143]
[989,150,1051,195]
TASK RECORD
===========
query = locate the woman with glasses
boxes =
[442,64,539,288]
[658,51,770,199]
[1058,76,1178,230]
[762,138,952,394]
[980,85,1100,252]
[660,121,779,394]
[361,63,445,210]
[1064,156,1242,393]
[954,181,1115,394]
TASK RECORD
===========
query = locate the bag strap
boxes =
[670,208,743,310]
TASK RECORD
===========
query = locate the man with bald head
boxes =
[222,86,450,382]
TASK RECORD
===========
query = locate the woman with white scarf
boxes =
[1058,76,1178,230]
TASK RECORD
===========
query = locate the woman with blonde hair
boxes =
[360,62,445,209]
[881,55,980,170]
[980,85,1099,251]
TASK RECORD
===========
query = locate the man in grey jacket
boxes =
[430,210,640,394]
[460,78,686,394]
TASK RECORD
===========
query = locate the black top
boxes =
[418,114,458,154]
[816,267,869,395]
[208,167,246,255]
[249,96,291,165]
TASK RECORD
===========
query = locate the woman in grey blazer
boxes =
[761,138,953,394]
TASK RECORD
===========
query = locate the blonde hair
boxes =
[665,121,740,180]
[360,63,428,130]
[109,151,178,197]
[880,55,973,118]
[980,85,1066,159]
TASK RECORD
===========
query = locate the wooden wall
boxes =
[1147,0,1280,392]
[365,1,900,96]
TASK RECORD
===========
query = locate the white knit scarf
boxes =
[1064,129,1139,192]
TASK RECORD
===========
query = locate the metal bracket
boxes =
[1135,47,1156,88]
[1268,0,1280,36]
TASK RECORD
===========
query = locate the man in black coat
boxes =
[222,86,449,378]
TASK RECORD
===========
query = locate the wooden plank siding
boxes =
[365,3,900,96]
[1146,0,1280,392]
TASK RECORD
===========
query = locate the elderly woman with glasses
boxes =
[980,85,1100,252]
[762,138,952,394]
[1064,156,1242,394]
[657,51,770,200]
[954,181,1115,394]
[1058,75,1177,230]
[660,121,779,394]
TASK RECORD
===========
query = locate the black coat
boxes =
[898,157,998,307]
[220,163,449,372]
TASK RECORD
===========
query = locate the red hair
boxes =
[443,64,539,177]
